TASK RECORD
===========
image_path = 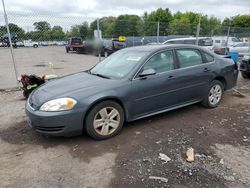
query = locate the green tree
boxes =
[33,21,51,40]
[0,23,25,39]
[89,17,116,38]
[113,15,142,36]
[51,26,65,40]
[143,8,172,35]
[33,21,51,32]
[67,22,89,39]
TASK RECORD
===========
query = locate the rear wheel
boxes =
[85,101,124,140]
[202,80,224,108]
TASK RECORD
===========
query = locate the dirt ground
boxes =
[0,76,249,188]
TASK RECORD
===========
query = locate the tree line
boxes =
[0,8,250,41]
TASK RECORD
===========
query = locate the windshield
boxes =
[90,49,147,79]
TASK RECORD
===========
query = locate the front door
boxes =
[131,50,180,117]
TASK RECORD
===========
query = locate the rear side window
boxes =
[176,49,203,68]
[204,52,214,62]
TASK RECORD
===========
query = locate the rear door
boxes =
[171,48,214,103]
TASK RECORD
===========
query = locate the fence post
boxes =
[157,21,160,44]
[1,0,19,88]
[225,25,231,54]
[195,16,201,45]
[97,18,101,62]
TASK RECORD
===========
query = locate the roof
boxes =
[125,44,202,53]
[165,37,211,41]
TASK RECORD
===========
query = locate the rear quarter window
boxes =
[203,52,214,63]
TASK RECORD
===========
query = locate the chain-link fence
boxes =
[1,11,250,89]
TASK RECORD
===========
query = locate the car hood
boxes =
[29,72,116,108]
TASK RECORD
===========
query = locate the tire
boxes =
[202,80,224,108]
[85,100,124,140]
[23,90,29,99]
[66,47,69,53]
[33,44,38,48]
[241,71,250,79]
[104,50,108,57]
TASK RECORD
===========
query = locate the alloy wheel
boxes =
[93,107,120,136]
[209,84,222,105]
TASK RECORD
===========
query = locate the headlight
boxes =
[40,97,77,112]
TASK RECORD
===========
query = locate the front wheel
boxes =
[202,80,224,108]
[85,101,124,140]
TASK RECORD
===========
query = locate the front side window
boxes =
[143,51,174,73]
[176,49,203,68]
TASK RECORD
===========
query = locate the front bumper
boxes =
[25,102,85,137]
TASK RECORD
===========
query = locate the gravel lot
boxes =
[0,71,249,187]
[0,46,99,89]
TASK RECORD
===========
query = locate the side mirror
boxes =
[139,69,156,78]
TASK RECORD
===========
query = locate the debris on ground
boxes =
[15,152,23,156]
[159,153,171,163]
[156,140,162,144]
[135,131,141,135]
[149,176,168,183]
[224,175,235,181]
[186,147,194,162]
[220,158,224,165]
[232,88,246,97]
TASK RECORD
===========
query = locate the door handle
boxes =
[167,75,175,80]
[204,68,211,72]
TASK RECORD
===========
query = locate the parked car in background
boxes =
[23,40,39,48]
[0,33,18,48]
[39,41,49,46]
[55,41,66,46]
[16,41,24,47]
[212,36,241,47]
[163,37,213,50]
[65,37,83,53]
[239,54,250,78]
[98,39,127,56]
[229,42,250,56]
[26,44,238,140]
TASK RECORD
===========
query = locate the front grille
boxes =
[35,126,65,132]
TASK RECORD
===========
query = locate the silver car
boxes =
[229,42,250,56]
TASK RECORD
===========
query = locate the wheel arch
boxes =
[83,97,128,125]
[213,76,227,90]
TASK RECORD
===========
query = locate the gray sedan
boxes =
[26,45,238,140]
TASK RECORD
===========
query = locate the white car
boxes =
[163,37,214,50]
[212,36,241,47]
[23,40,39,48]
[229,42,250,56]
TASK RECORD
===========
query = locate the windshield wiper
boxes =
[91,73,110,79]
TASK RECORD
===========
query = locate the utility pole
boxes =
[97,18,101,62]
[225,21,231,54]
[157,21,160,44]
[1,0,19,88]
[195,15,201,45]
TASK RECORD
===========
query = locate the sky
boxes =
[0,0,250,30]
